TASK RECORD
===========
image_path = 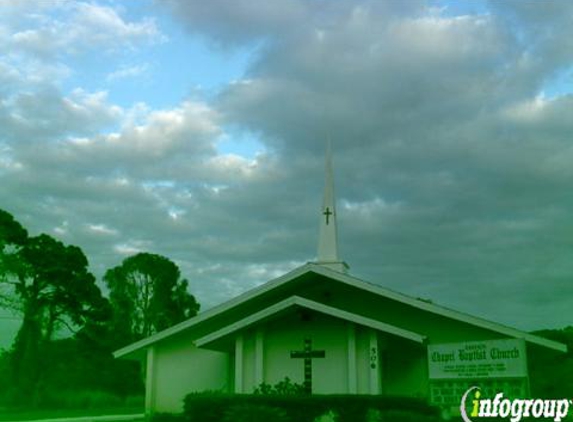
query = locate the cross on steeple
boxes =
[323,207,333,225]
[290,338,325,394]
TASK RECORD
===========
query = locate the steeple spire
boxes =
[316,142,349,273]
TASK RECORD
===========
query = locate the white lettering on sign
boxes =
[428,339,527,379]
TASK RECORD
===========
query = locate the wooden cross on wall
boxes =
[290,338,325,394]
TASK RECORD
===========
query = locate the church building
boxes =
[114,150,566,415]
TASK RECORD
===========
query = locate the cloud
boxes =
[48,100,222,178]
[489,1,573,89]
[71,2,163,47]
[162,0,428,48]
[87,223,118,236]
[5,2,164,59]
[106,63,150,82]
[1,87,122,142]
[161,0,309,46]
[2,0,573,349]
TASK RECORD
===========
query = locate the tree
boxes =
[0,209,28,309]
[15,234,109,339]
[0,209,27,248]
[0,217,109,400]
[104,252,200,345]
[16,235,109,398]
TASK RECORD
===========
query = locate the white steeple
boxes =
[316,142,349,273]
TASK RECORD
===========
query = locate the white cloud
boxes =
[342,197,402,216]
[206,153,258,178]
[106,63,150,82]
[74,3,161,41]
[502,95,548,123]
[52,220,69,237]
[67,100,221,163]
[87,223,118,236]
[6,2,164,58]
[113,243,141,256]
[2,87,123,141]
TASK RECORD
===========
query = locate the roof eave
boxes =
[114,262,567,358]
[195,295,426,349]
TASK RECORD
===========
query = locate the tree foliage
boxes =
[17,234,109,338]
[104,252,199,345]
[530,326,573,397]
[0,209,28,309]
[0,209,28,247]
[13,234,110,398]
[0,209,111,402]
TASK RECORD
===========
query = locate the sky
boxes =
[1,0,573,348]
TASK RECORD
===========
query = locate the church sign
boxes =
[428,339,527,379]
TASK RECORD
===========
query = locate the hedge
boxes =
[182,393,440,422]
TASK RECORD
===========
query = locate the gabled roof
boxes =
[195,295,426,349]
[114,263,566,358]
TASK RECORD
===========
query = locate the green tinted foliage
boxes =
[0,209,27,248]
[254,377,305,395]
[0,209,28,308]
[0,210,143,407]
[104,252,200,346]
[16,234,109,338]
[0,210,109,403]
[529,327,573,397]
[222,404,289,422]
[183,393,439,422]
[9,234,109,401]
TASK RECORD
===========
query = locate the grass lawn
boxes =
[0,407,144,422]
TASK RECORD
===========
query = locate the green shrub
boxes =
[151,413,186,422]
[376,409,441,422]
[124,394,145,408]
[222,404,289,422]
[183,393,439,422]
[254,377,305,395]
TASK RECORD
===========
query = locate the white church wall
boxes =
[312,315,349,393]
[152,333,229,413]
[241,330,256,392]
[355,326,371,394]
[262,320,304,389]
[252,312,351,394]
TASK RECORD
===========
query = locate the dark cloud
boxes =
[161,0,309,46]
